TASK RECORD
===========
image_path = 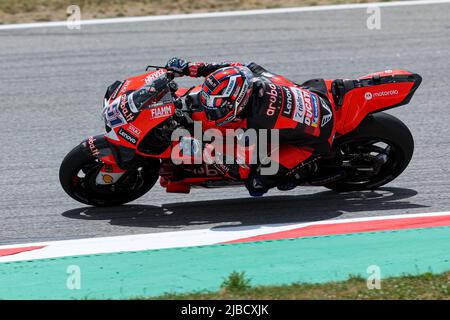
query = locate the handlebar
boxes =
[145,65,184,78]
[142,65,199,121]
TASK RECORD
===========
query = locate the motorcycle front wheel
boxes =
[59,144,160,206]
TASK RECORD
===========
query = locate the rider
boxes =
[165,57,336,196]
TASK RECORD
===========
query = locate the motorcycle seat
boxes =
[300,78,328,97]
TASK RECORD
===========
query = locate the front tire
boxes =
[59,144,160,206]
[325,112,414,192]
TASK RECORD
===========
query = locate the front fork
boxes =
[81,135,126,185]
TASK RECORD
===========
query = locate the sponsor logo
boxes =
[110,82,123,100]
[87,136,100,157]
[224,76,237,97]
[121,80,130,93]
[293,89,314,126]
[266,83,278,116]
[184,165,221,177]
[119,94,136,122]
[150,104,173,119]
[102,174,114,184]
[205,76,220,91]
[302,91,314,126]
[320,98,333,128]
[115,80,130,97]
[117,128,138,145]
[365,90,399,100]
[292,88,305,122]
[128,124,142,137]
[144,69,165,85]
[235,81,249,107]
[282,87,293,118]
[373,90,399,97]
[310,93,320,127]
[235,82,248,105]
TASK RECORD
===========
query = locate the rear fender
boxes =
[336,70,422,134]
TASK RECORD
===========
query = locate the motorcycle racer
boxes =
[60,60,421,206]
[165,57,336,196]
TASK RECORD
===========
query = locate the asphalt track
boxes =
[0,2,449,245]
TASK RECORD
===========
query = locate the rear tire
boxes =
[59,144,160,206]
[325,112,414,192]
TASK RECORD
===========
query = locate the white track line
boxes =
[0,0,449,31]
[0,211,449,263]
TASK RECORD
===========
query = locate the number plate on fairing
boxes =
[103,96,127,128]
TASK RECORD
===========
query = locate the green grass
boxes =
[220,271,253,292]
[149,271,450,300]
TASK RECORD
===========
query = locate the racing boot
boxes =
[245,167,277,197]
[277,159,318,191]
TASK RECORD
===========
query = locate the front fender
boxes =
[80,135,136,169]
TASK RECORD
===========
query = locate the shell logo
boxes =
[102,174,114,184]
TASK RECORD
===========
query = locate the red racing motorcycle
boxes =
[59,66,421,206]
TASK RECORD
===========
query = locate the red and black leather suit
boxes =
[173,59,336,175]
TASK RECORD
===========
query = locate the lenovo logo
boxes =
[118,128,138,145]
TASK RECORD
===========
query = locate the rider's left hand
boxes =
[165,57,189,77]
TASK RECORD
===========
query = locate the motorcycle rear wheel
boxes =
[59,144,160,206]
[325,112,414,192]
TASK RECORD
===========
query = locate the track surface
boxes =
[0,3,449,244]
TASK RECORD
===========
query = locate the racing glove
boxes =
[165,57,190,77]
[165,57,242,78]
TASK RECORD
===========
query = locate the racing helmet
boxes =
[199,66,254,125]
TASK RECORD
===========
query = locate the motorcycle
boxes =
[59,65,421,206]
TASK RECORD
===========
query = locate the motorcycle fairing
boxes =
[328,70,422,135]
[102,70,177,159]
